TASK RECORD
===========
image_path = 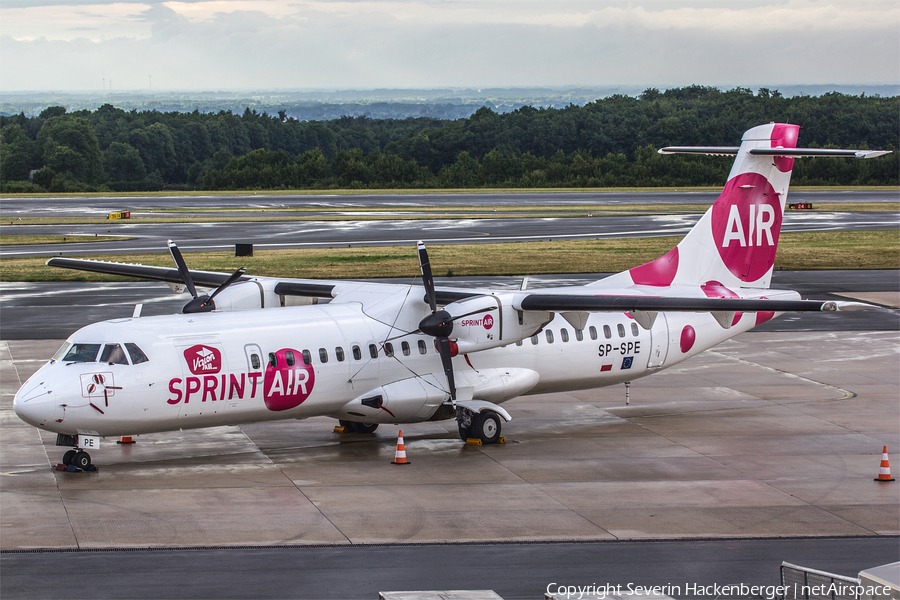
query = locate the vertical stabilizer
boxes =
[608,123,799,290]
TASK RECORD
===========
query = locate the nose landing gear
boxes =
[55,435,98,472]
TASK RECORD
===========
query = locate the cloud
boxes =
[1,1,897,90]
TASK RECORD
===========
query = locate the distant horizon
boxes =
[2,84,899,96]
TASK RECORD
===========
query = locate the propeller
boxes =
[167,239,246,314]
[416,241,458,403]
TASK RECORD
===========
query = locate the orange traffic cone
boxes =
[875,446,895,482]
[117,436,135,444]
[392,430,410,465]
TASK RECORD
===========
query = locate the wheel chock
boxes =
[86,464,99,472]
[465,438,482,446]
[498,437,506,444]
[55,464,66,471]
[333,426,348,434]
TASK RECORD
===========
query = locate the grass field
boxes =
[3,229,896,282]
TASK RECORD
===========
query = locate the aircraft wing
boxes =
[46,257,868,314]
[46,257,241,288]
[513,293,860,313]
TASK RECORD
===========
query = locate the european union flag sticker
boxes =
[622,356,634,370]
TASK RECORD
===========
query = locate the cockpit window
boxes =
[125,343,149,365]
[100,344,129,365]
[63,343,101,363]
[51,342,72,362]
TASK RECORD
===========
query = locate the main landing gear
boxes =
[339,420,379,434]
[456,407,502,445]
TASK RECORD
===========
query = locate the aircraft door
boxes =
[232,344,264,410]
[330,309,380,389]
[172,336,227,419]
[646,314,668,369]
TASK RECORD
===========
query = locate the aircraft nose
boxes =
[14,379,56,429]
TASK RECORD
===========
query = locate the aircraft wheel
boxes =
[73,451,92,470]
[62,450,77,466]
[458,424,471,442]
[473,411,502,445]
[350,422,378,434]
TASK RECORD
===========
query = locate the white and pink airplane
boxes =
[13,123,890,470]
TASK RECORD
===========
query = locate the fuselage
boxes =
[13,282,791,438]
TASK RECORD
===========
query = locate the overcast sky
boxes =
[1,0,897,92]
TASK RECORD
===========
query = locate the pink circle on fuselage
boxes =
[710,173,781,283]
[263,348,315,411]
[680,325,695,353]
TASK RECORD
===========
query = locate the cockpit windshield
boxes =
[100,344,128,365]
[58,342,150,365]
[62,343,102,363]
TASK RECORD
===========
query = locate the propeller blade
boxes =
[208,267,247,302]
[436,336,457,403]
[417,241,437,313]
[167,240,198,299]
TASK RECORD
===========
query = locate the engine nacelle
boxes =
[335,374,447,424]
[446,293,552,354]
[191,279,319,312]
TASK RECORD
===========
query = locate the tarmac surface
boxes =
[2,327,899,596]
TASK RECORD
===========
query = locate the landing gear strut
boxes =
[456,407,502,444]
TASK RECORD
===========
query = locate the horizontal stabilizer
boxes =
[659,146,891,159]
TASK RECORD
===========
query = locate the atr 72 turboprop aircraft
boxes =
[14,123,891,470]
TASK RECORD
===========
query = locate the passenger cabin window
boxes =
[352,345,362,360]
[63,343,101,363]
[100,344,128,365]
[401,341,410,356]
[385,343,394,357]
[545,330,554,344]
[335,347,345,362]
[531,334,539,345]
[302,350,312,365]
[589,326,597,341]
[369,344,378,359]
[617,324,626,338]
[250,354,261,370]
[575,329,583,342]
[560,329,569,343]
[603,325,612,339]
[268,352,277,368]
[285,350,296,366]
[318,348,328,363]
[631,323,640,337]
[125,343,149,364]
[418,340,427,355]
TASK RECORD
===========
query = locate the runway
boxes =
[2,190,897,258]
[1,189,898,218]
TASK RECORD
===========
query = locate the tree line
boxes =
[1,86,897,193]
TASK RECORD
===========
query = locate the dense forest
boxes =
[1,86,897,193]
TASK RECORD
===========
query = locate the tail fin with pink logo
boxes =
[603,123,890,290]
